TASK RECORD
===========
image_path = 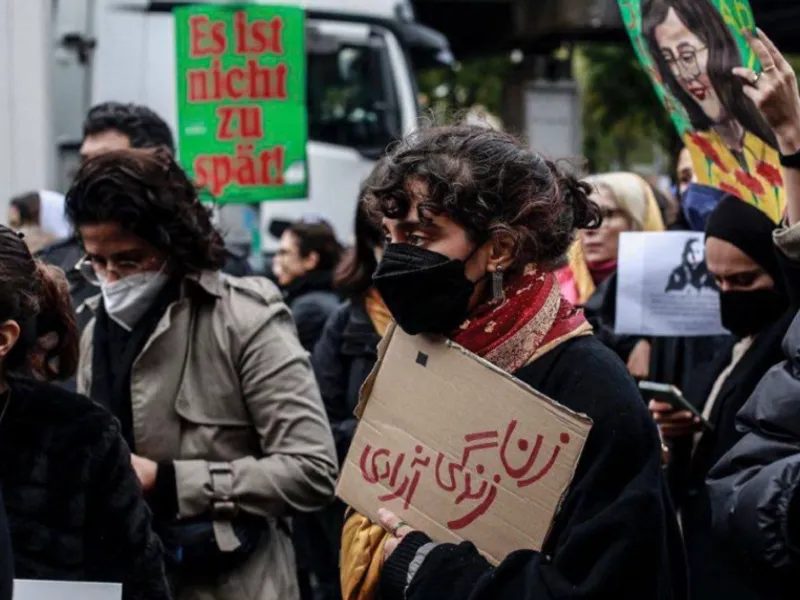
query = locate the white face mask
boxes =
[100,268,170,331]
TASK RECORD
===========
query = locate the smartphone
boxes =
[638,381,714,431]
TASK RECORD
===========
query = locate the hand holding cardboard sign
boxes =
[378,508,416,560]
[733,29,800,155]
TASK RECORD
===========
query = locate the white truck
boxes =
[51,0,452,256]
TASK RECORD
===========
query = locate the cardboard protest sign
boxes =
[14,580,121,600]
[616,231,728,336]
[336,324,593,564]
[617,0,784,223]
[174,5,308,203]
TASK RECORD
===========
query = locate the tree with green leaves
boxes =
[575,43,680,173]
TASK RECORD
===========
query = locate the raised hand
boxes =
[732,28,800,154]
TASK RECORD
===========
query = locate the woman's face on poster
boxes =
[654,7,725,122]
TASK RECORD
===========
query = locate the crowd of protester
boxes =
[4,25,800,600]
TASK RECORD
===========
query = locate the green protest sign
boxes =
[617,0,784,223]
[174,4,307,203]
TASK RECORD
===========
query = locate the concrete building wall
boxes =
[0,0,55,224]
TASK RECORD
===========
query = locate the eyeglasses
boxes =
[664,46,708,80]
[598,207,627,224]
[75,255,148,286]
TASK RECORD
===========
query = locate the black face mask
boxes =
[372,243,480,335]
[719,289,788,338]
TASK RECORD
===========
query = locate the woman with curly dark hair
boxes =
[339,125,687,600]
[65,148,338,600]
[0,224,169,599]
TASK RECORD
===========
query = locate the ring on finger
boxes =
[751,71,761,85]
[392,521,408,536]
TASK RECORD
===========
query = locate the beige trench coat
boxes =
[77,271,338,600]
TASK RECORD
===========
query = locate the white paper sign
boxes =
[13,580,121,600]
[616,231,728,337]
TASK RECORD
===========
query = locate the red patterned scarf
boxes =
[451,264,592,373]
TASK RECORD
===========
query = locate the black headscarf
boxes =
[705,194,783,294]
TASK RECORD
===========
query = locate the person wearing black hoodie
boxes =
[650,194,799,600]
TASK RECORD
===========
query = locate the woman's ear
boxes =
[487,233,515,273]
[0,320,21,363]
[302,250,321,272]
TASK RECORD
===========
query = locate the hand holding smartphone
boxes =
[639,381,714,433]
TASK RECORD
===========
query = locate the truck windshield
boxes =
[306,22,401,154]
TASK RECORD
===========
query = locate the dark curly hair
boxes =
[65,148,226,273]
[0,225,79,381]
[363,125,601,272]
[335,197,384,299]
[83,101,175,153]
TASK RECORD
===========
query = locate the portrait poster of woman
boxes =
[618,0,785,223]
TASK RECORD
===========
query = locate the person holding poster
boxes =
[705,29,800,600]
[340,126,687,600]
[620,0,785,222]
[651,194,797,600]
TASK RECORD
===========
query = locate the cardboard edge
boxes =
[443,338,594,427]
[354,321,397,419]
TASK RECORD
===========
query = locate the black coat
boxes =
[0,377,170,600]
[282,271,340,353]
[312,299,381,464]
[706,310,800,599]
[582,273,641,362]
[0,490,11,600]
[670,309,796,600]
[294,299,381,600]
[381,335,687,600]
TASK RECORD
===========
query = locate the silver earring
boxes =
[492,267,505,301]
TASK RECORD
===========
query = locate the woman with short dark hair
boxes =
[65,148,338,600]
[340,125,687,600]
[0,224,169,599]
[272,219,343,352]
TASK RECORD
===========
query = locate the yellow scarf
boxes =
[364,288,392,337]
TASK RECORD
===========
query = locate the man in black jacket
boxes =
[38,102,252,331]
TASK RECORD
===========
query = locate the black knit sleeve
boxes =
[86,421,171,600]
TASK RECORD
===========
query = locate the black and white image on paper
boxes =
[615,231,727,337]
